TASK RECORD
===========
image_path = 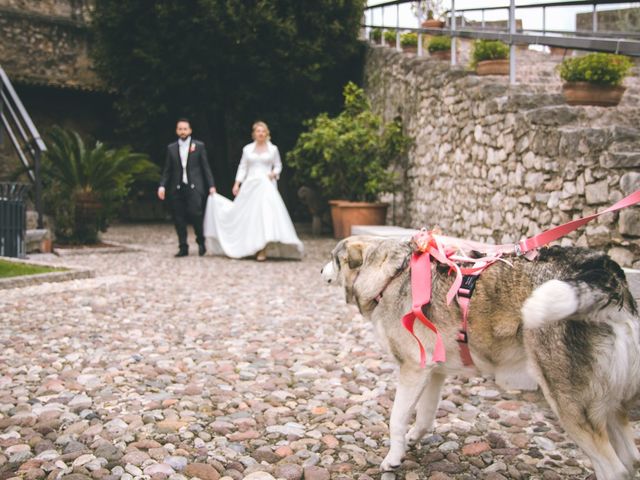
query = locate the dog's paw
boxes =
[380,452,403,472]
[405,426,426,446]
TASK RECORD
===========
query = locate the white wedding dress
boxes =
[203,141,304,259]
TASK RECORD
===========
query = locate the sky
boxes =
[365,1,640,33]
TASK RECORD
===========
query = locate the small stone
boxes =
[144,464,176,476]
[242,473,276,480]
[273,464,302,480]
[184,463,220,480]
[462,442,490,456]
[303,466,330,480]
[251,447,280,464]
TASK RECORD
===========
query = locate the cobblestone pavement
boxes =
[1,224,638,480]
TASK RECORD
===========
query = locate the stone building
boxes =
[576,6,640,33]
[0,0,115,180]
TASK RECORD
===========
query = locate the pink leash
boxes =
[403,189,640,367]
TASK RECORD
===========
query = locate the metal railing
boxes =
[364,0,640,84]
[0,65,46,228]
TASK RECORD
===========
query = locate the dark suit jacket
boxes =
[160,138,215,195]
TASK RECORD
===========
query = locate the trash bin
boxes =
[0,182,30,258]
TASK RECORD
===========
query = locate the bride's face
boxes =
[254,126,267,143]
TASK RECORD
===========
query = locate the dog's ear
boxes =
[347,241,365,269]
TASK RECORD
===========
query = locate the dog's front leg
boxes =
[381,364,431,472]
[406,370,446,446]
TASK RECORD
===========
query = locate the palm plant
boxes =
[42,126,159,243]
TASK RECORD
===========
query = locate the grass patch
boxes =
[0,259,65,278]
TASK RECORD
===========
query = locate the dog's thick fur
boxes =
[322,235,640,480]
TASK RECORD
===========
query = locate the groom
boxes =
[158,118,216,257]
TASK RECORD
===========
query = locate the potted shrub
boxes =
[427,35,451,60]
[401,32,418,53]
[287,82,411,239]
[422,9,445,29]
[416,1,445,29]
[558,52,632,107]
[384,29,397,48]
[471,39,509,75]
[42,126,159,244]
[371,27,382,44]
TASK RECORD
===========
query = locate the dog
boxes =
[321,235,640,480]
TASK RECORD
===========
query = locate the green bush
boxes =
[287,82,411,203]
[401,32,418,48]
[471,40,509,67]
[371,28,382,42]
[427,36,451,53]
[42,126,159,244]
[558,53,633,86]
[384,30,397,44]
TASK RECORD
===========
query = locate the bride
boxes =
[203,121,303,261]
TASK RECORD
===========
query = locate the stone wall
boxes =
[364,45,640,267]
[0,0,101,90]
[0,0,91,20]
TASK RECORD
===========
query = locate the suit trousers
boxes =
[171,184,205,251]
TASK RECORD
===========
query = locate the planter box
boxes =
[429,50,451,61]
[476,59,509,76]
[422,19,445,29]
[562,82,626,107]
[340,202,389,238]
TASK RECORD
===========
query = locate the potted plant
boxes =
[42,126,159,244]
[422,9,445,29]
[471,39,509,75]
[558,52,632,107]
[371,27,382,44]
[287,82,411,239]
[416,1,445,29]
[401,32,418,53]
[427,35,451,60]
[384,29,397,48]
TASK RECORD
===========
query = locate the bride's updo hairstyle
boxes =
[252,121,271,141]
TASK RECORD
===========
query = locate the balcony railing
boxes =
[364,0,640,84]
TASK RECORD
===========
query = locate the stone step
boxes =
[350,225,417,238]
[625,269,640,302]
[26,228,52,253]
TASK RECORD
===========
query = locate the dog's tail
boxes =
[522,275,636,330]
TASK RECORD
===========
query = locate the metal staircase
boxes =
[0,64,46,229]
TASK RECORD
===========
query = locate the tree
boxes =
[91,0,366,201]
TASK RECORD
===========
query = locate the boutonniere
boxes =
[189,143,196,153]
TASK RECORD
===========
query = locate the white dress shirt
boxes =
[178,136,191,184]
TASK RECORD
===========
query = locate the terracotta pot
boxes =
[422,19,445,29]
[476,59,509,76]
[75,191,102,218]
[429,50,451,60]
[339,202,389,238]
[402,46,417,54]
[40,238,52,253]
[329,200,347,239]
[562,82,626,107]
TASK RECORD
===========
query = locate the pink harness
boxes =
[403,190,640,368]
